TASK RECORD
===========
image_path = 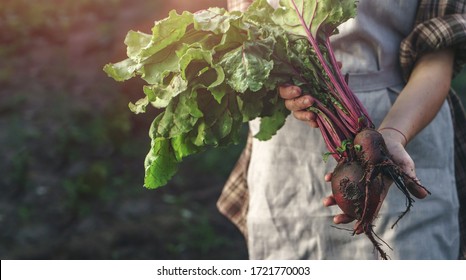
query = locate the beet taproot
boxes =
[329,128,430,259]
[331,161,366,219]
[331,159,388,259]
[353,128,390,165]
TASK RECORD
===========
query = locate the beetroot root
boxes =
[353,127,390,165]
[331,161,377,220]
[330,128,429,260]
[331,159,388,259]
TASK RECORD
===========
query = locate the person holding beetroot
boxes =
[218,0,466,259]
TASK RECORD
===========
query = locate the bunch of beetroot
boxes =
[279,0,431,260]
[104,0,429,259]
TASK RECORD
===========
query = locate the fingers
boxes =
[334,214,355,225]
[324,172,332,182]
[353,222,364,235]
[292,111,319,127]
[278,84,302,99]
[378,132,430,200]
[400,162,429,199]
[322,195,336,207]
[279,85,314,111]
[279,85,318,127]
[394,150,429,199]
[287,95,314,112]
[322,195,356,225]
[405,175,430,199]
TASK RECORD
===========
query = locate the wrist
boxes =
[378,127,408,147]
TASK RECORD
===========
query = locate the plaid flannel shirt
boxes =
[217,0,466,259]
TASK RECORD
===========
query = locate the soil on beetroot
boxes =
[0,0,248,260]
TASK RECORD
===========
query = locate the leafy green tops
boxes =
[104,0,357,188]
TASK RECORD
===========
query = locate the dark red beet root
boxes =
[330,128,430,260]
[331,160,383,221]
[331,161,366,219]
[353,128,389,165]
[331,159,388,259]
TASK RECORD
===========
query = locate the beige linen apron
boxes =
[247,0,460,259]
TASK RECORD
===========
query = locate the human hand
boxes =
[278,85,319,128]
[322,129,428,233]
[278,61,343,127]
[377,128,429,199]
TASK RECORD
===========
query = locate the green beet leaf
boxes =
[104,0,357,189]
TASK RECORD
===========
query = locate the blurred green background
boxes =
[0,0,465,260]
[0,0,249,260]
